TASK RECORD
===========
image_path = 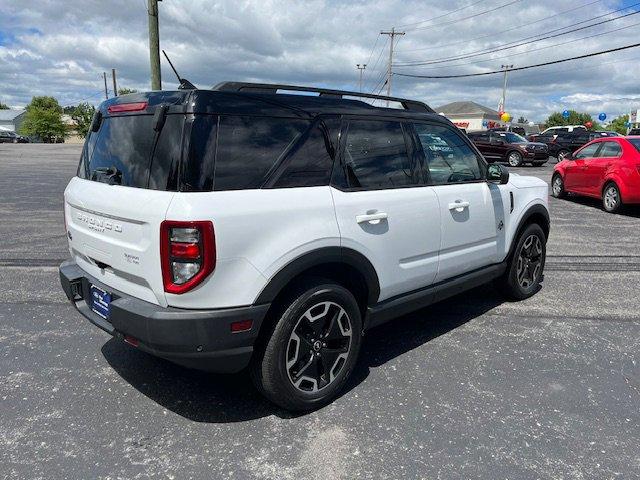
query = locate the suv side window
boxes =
[272,119,336,188]
[597,141,622,158]
[214,116,308,191]
[413,123,484,185]
[343,119,418,189]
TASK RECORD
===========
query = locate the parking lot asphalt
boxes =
[1,144,639,479]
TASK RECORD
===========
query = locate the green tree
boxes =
[19,96,66,142]
[517,116,528,124]
[118,88,138,95]
[71,102,96,139]
[544,110,593,129]
[609,114,629,135]
[0,102,9,110]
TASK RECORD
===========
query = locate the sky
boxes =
[0,0,639,123]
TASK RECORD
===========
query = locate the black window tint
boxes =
[214,116,308,191]
[148,115,183,191]
[273,122,334,188]
[87,115,156,188]
[597,141,621,158]
[182,115,218,192]
[414,123,483,184]
[344,120,416,189]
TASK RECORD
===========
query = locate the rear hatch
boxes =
[65,92,189,306]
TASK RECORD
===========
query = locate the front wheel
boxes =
[499,223,546,300]
[602,182,622,213]
[507,151,523,167]
[251,280,362,411]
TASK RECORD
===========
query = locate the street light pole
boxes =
[381,28,405,105]
[356,64,367,92]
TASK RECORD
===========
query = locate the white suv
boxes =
[60,83,550,410]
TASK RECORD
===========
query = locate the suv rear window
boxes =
[79,114,183,191]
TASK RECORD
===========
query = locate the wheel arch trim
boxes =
[508,203,550,260]
[254,247,381,305]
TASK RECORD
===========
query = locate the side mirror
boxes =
[487,164,509,185]
[565,152,575,160]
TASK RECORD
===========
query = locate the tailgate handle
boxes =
[91,258,111,270]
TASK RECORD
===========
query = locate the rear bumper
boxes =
[59,260,270,373]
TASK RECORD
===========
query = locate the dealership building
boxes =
[434,101,504,131]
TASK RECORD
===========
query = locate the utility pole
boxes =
[112,68,118,97]
[356,64,367,92]
[148,0,162,90]
[103,72,109,100]
[381,28,405,105]
[499,64,513,114]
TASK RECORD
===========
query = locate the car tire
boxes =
[602,182,622,213]
[551,173,566,198]
[499,223,546,300]
[556,149,570,162]
[507,151,523,167]
[251,279,362,411]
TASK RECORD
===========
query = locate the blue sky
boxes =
[1,0,639,122]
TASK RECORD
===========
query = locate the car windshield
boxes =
[628,138,640,153]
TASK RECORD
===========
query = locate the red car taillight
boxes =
[160,220,215,294]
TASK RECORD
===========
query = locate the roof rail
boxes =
[212,82,435,113]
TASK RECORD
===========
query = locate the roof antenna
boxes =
[162,50,196,90]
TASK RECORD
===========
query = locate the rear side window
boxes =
[628,138,640,153]
[597,141,622,158]
[272,120,335,188]
[214,116,308,191]
[343,120,417,189]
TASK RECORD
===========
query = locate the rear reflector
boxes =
[124,335,139,347]
[231,319,253,333]
[107,102,148,113]
[170,242,200,258]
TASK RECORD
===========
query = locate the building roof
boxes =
[435,101,499,117]
[0,109,26,121]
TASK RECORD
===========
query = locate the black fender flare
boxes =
[507,203,550,260]
[254,247,380,305]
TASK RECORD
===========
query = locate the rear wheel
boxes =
[251,280,362,411]
[602,182,622,213]
[551,173,566,198]
[507,151,523,167]
[557,149,570,162]
[499,223,546,300]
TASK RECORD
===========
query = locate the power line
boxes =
[395,0,486,29]
[395,7,640,66]
[393,42,640,79]
[396,0,603,53]
[362,36,389,92]
[405,0,525,32]
[395,20,640,71]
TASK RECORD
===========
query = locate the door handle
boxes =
[448,200,470,212]
[356,212,388,224]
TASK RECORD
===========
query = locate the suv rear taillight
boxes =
[160,221,215,294]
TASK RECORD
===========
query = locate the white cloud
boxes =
[0,0,638,121]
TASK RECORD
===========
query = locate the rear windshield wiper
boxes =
[92,166,123,185]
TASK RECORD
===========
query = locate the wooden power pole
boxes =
[112,68,118,96]
[148,0,162,90]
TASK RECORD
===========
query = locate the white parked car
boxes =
[60,83,550,410]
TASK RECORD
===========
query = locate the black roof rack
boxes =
[212,82,435,113]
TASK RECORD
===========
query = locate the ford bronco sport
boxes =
[60,83,549,411]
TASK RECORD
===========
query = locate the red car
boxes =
[551,136,640,213]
